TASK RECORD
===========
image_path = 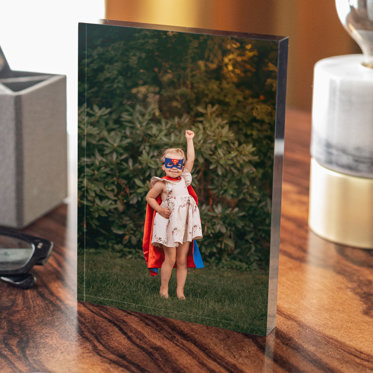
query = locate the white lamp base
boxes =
[309,158,373,249]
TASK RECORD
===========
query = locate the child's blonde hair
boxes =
[161,148,185,163]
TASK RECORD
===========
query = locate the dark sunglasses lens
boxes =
[0,236,34,271]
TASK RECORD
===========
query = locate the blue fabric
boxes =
[192,241,204,268]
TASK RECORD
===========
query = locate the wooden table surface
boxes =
[1,109,372,373]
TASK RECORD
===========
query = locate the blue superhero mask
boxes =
[164,158,184,170]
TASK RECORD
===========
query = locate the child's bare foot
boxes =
[176,290,186,300]
[160,286,169,299]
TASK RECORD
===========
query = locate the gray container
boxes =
[0,48,67,228]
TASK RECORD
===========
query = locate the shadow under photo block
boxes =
[78,22,287,336]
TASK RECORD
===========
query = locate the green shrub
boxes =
[78,103,272,270]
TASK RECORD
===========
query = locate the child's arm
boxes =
[184,130,195,172]
[146,182,171,218]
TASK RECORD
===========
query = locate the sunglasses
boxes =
[0,228,53,289]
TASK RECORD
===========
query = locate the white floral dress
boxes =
[151,171,203,248]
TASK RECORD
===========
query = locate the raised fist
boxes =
[185,130,195,139]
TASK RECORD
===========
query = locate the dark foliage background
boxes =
[78,24,278,271]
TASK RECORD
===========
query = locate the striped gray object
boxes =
[0,47,67,228]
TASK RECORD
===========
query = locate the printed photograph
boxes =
[78,22,282,335]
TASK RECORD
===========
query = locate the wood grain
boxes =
[1,109,372,372]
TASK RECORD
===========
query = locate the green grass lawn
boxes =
[78,250,269,335]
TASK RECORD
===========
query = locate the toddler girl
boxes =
[142,130,204,300]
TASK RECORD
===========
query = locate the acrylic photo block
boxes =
[78,21,288,336]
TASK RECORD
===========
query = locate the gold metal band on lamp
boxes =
[105,0,276,34]
[309,158,373,249]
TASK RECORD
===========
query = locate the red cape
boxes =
[142,177,200,276]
